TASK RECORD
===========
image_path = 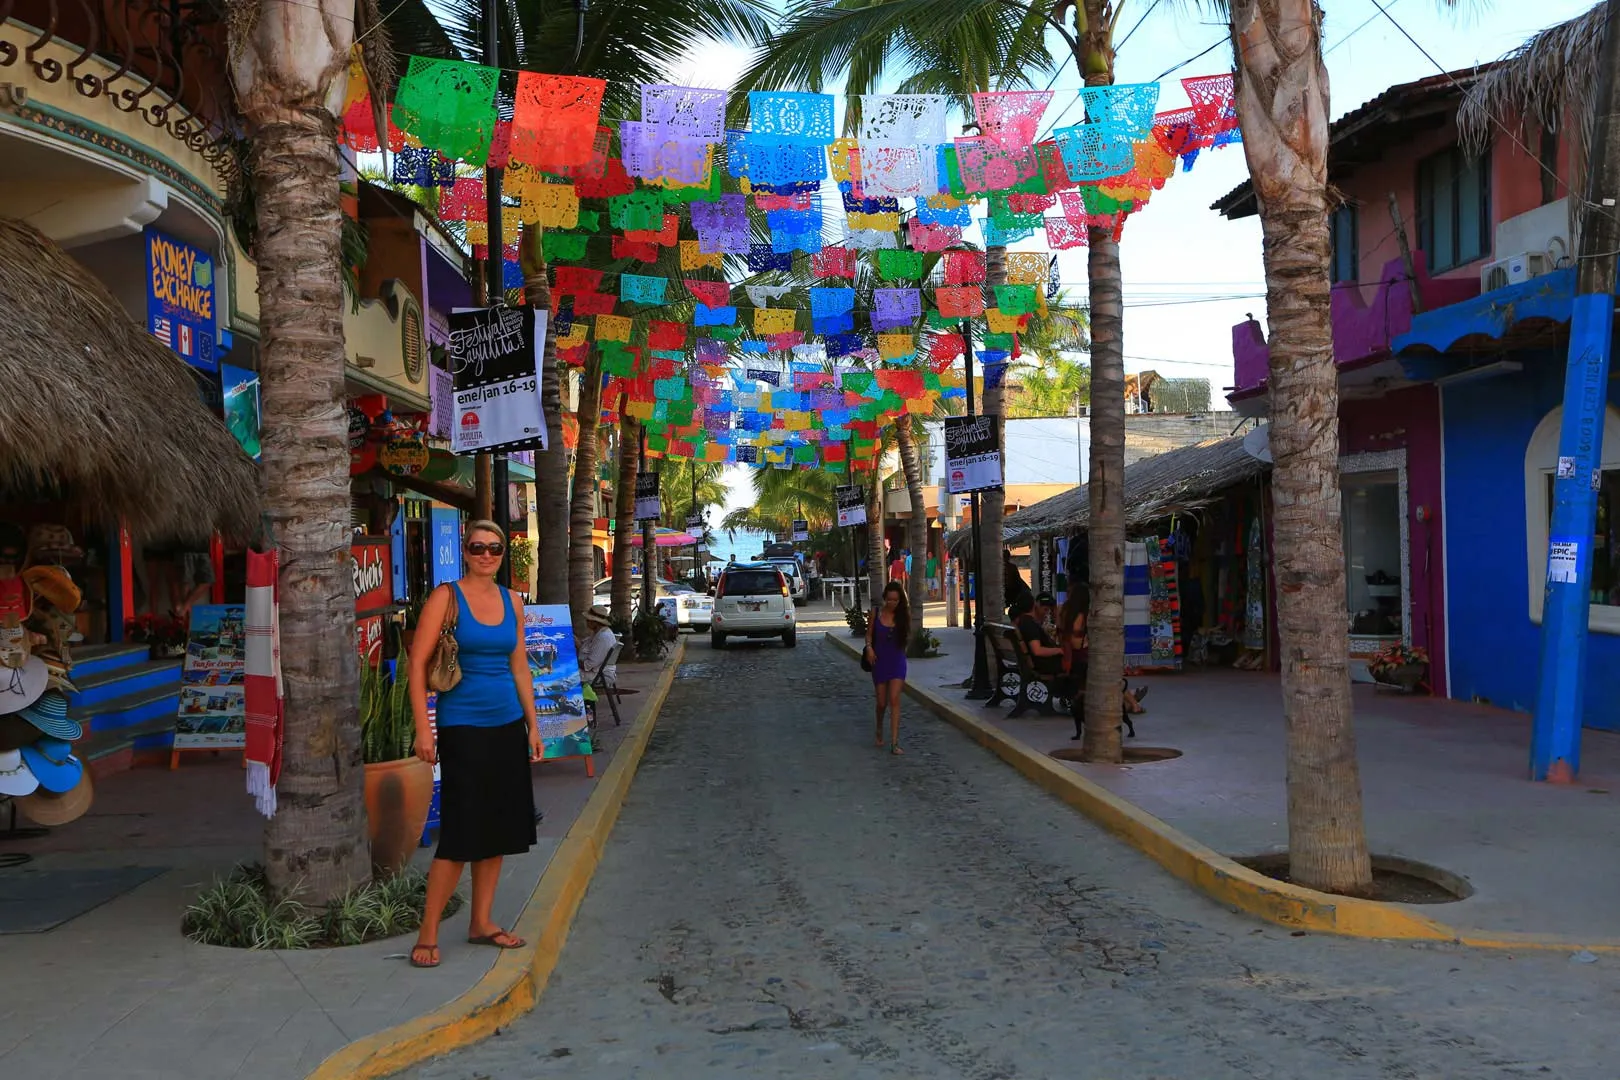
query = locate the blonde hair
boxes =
[464,519,507,546]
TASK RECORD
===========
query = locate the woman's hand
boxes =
[528,726,543,763]
[415,728,436,765]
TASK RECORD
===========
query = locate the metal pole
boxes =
[483,0,511,588]
[691,467,699,591]
[639,427,655,617]
[962,317,991,700]
[1531,0,1620,782]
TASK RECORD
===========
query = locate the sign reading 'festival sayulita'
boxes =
[943,414,1004,495]
[449,305,549,455]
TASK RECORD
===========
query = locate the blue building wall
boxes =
[1442,349,1620,730]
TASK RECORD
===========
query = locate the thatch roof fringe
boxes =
[0,216,261,542]
[956,434,1268,551]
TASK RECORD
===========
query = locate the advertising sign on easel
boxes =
[174,604,246,753]
[522,605,594,771]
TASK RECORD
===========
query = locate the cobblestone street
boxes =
[400,636,1620,1079]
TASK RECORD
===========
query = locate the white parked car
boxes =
[765,558,808,606]
[711,564,796,649]
[654,591,713,631]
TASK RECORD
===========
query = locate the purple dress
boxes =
[870,616,908,684]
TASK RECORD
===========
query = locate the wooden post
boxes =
[1387,192,1424,315]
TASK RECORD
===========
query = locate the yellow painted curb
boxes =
[824,632,1620,954]
[306,637,688,1080]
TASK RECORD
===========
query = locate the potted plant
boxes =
[844,604,868,637]
[1367,642,1429,693]
[629,610,669,661]
[125,614,187,659]
[360,646,435,875]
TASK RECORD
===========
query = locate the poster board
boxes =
[449,305,549,455]
[835,485,867,528]
[523,605,593,761]
[353,537,396,667]
[145,227,217,373]
[792,519,810,542]
[174,604,246,749]
[944,414,1004,494]
[634,472,662,521]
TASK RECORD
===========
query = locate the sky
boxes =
[671,0,1601,517]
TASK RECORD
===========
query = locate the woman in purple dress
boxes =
[864,582,910,754]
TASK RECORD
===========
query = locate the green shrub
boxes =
[181,865,463,949]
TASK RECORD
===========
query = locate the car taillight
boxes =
[779,575,789,597]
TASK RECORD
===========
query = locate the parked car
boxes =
[710,563,796,649]
[764,558,808,606]
[655,591,713,631]
[592,576,686,607]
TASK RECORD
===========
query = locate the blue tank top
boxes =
[435,583,523,728]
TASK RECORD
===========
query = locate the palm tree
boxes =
[722,465,840,535]
[227,0,372,902]
[611,409,639,623]
[567,350,605,629]
[1005,355,1092,417]
[518,225,569,603]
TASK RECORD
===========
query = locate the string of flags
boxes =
[344,52,1243,471]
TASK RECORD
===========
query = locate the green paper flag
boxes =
[994,285,1038,316]
[876,249,924,281]
[543,233,590,262]
[392,56,500,165]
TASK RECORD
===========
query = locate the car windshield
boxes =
[723,570,780,595]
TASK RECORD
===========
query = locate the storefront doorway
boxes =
[1342,452,1410,679]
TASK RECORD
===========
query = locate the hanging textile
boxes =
[244,548,283,819]
[1122,541,1153,670]
[1243,514,1266,651]
[1147,536,1182,668]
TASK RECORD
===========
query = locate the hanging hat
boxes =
[20,736,83,794]
[0,655,48,714]
[0,748,39,797]
[17,769,93,826]
[34,651,78,695]
[22,565,80,614]
[0,619,30,670]
[585,604,612,626]
[0,713,43,752]
[25,524,81,564]
[16,691,80,741]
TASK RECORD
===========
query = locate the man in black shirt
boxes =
[1011,593,1064,676]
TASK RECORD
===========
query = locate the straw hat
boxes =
[26,524,81,564]
[585,604,612,626]
[23,565,80,614]
[0,748,39,797]
[17,768,92,826]
[0,655,47,713]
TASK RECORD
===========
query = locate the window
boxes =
[1524,405,1620,634]
[720,570,781,596]
[1330,203,1358,284]
[1416,146,1491,272]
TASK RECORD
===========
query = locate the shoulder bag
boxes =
[426,585,462,692]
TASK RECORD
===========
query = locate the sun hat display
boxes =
[25,524,82,564]
[34,651,78,695]
[0,748,39,797]
[20,736,82,794]
[585,604,612,625]
[0,619,30,670]
[23,565,81,614]
[16,768,93,826]
[0,654,48,713]
[16,690,80,741]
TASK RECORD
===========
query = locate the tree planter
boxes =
[1372,663,1427,693]
[363,757,435,876]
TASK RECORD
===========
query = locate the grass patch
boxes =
[182,865,464,949]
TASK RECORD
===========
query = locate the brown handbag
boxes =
[425,586,462,693]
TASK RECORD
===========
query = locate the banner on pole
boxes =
[792,518,810,542]
[635,471,662,521]
[944,415,1004,494]
[450,305,549,454]
[835,485,867,528]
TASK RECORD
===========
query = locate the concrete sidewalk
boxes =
[863,622,1620,944]
[0,650,680,1080]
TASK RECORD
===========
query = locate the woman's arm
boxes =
[408,585,450,763]
[507,590,542,760]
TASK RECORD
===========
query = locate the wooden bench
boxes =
[1005,627,1077,718]
[982,623,1025,708]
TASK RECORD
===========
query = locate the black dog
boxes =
[1069,683,1141,741]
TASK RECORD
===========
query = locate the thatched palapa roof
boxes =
[957,434,1268,551]
[0,216,260,541]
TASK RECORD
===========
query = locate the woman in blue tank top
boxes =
[406,520,539,969]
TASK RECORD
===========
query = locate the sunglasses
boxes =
[466,542,505,557]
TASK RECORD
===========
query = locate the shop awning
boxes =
[1394,267,1577,364]
[949,433,1269,552]
[630,528,699,547]
[0,216,259,541]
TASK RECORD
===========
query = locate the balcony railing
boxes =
[1229,252,1481,397]
[1,0,243,186]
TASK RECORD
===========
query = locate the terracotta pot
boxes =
[363,756,435,876]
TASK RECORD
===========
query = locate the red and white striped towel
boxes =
[244,548,283,818]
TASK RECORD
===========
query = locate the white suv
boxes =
[711,564,796,649]
[766,559,808,606]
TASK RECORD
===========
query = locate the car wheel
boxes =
[782,630,797,648]
[710,632,725,650]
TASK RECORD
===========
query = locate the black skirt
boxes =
[434,719,537,863]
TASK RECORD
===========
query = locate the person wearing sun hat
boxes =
[578,605,618,690]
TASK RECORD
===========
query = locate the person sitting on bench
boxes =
[1010,593,1081,714]
[1054,587,1146,740]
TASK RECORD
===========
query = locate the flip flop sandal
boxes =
[467,930,526,949]
[410,943,440,968]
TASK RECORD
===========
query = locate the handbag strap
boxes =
[441,583,459,639]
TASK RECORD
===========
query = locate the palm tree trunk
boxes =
[978,245,1007,620]
[1232,0,1372,895]
[1081,231,1126,764]
[1076,1,1125,765]
[611,408,637,624]
[519,225,568,604]
[231,0,369,902]
[895,422,929,653]
[567,353,604,633]
[865,475,885,604]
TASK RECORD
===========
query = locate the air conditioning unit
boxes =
[1481,252,1552,293]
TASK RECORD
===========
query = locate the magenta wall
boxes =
[1339,386,1447,696]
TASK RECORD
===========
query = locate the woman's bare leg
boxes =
[414,857,465,959]
[887,681,903,751]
